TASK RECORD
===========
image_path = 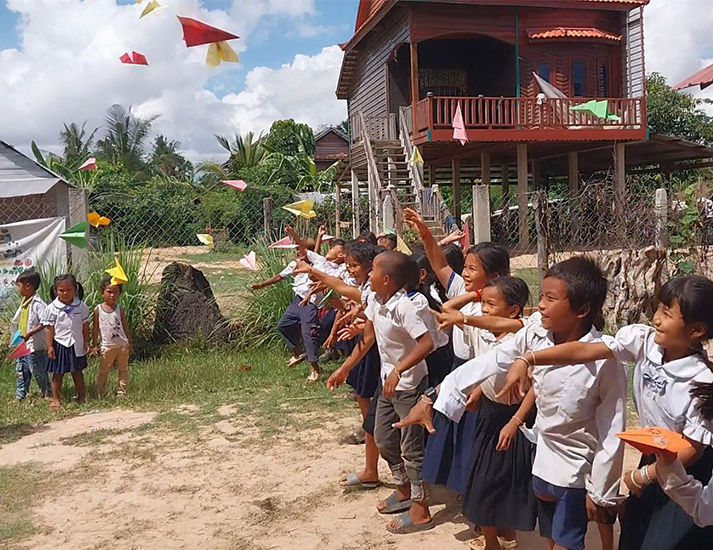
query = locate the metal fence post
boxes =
[534,190,548,276]
[263,197,273,239]
[655,188,668,251]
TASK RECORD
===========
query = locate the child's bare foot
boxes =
[76,396,86,405]
[49,400,61,410]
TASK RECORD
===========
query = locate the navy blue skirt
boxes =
[427,343,454,388]
[422,355,479,495]
[346,334,380,399]
[47,341,87,374]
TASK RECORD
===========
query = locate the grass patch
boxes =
[178,245,250,264]
[0,463,47,543]
[513,267,542,308]
[61,428,131,447]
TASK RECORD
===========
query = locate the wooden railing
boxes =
[398,106,424,213]
[351,113,397,143]
[413,96,645,135]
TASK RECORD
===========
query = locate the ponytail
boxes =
[692,382,713,423]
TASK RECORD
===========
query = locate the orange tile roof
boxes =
[528,27,622,42]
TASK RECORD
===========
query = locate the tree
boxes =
[96,104,159,173]
[196,132,265,183]
[336,119,350,139]
[263,119,315,157]
[647,73,713,145]
[60,121,98,162]
[149,135,193,180]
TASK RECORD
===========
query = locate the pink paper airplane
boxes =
[120,51,149,66]
[79,157,97,171]
[460,223,470,250]
[7,341,30,360]
[239,251,258,271]
[452,102,468,146]
[222,180,247,191]
[269,237,297,250]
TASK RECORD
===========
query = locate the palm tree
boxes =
[196,132,265,182]
[60,122,98,162]
[149,135,193,180]
[96,104,159,173]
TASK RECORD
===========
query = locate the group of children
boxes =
[255,209,713,550]
[9,270,133,409]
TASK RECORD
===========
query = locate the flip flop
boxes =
[378,492,413,515]
[340,473,380,490]
[287,353,306,368]
[385,511,435,535]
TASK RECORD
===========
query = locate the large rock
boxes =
[153,262,228,344]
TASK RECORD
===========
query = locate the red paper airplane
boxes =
[120,51,149,66]
[7,341,30,360]
[222,180,247,191]
[177,16,239,47]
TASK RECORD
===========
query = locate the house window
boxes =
[537,62,552,83]
[598,61,610,97]
[572,60,587,97]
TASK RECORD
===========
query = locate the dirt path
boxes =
[1,407,636,550]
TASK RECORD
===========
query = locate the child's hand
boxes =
[84,342,90,355]
[338,319,365,341]
[465,386,483,412]
[285,225,297,238]
[403,208,429,237]
[623,469,645,498]
[327,367,349,390]
[655,449,678,465]
[392,398,435,434]
[383,370,400,399]
[250,283,262,291]
[496,419,520,451]
[434,310,463,331]
[439,229,465,246]
[291,260,311,275]
[496,358,531,402]
[317,225,326,237]
[585,495,616,524]
[47,347,56,360]
[128,343,135,356]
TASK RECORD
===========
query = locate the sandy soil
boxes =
[0,405,643,550]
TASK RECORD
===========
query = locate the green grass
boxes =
[513,267,543,308]
[0,463,46,543]
[0,345,350,446]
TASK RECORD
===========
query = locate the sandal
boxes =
[385,511,435,535]
[498,538,518,550]
[378,492,413,515]
[340,473,380,490]
[466,535,518,550]
[287,353,306,368]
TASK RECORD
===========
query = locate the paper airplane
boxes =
[58,222,88,249]
[318,289,336,308]
[79,157,97,171]
[177,16,239,47]
[106,258,128,286]
[87,212,111,228]
[282,200,317,220]
[570,100,621,122]
[206,41,239,68]
[321,234,335,242]
[7,341,30,360]
[140,0,167,19]
[222,180,247,191]
[10,330,23,347]
[239,251,258,271]
[617,427,694,456]
[452,102,468,146]
[461,223,470,250]
[396,235,411,255]
[411,147,424,167]
[196,233,214,247]
[268,237,297,250]
[120,52,149,66]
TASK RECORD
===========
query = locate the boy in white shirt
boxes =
[397,257,627,550]
[329,251,435,534]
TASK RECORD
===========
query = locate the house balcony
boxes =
[404,95,647,145]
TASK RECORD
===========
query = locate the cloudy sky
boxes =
[0,0,712,163]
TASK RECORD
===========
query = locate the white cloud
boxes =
[0,0,345,162]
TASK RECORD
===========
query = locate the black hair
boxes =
[467,242,510,278]
[345,241,379,271]
[357,231,378,246]
[50,273,84,301]
[544,256,607,330]
[484,276,530,317]
[441,243,465,275]
[330,238,346,248]
[378,234,398,250]
[16,269,41,291]
[100,275,123,294]
[303,238,316,252]
[405,253,442,312]
[658,275,713,340]
[692,382,713,423]
[377,251,414,290]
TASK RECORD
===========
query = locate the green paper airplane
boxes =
[58,222,88,248]
[318,289,336,308]
[570,100,621,122]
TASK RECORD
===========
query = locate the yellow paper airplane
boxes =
[140,0,167,19]
[282,200,317,220]
[196,233,214,247]
[87,212,111,228]
[106,258,128,286]
[396,235,411,255]
[411,147,423,167]
[206,41,239,68]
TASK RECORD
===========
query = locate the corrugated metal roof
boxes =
[673,62,713,92]
[528,27,621,42]
[0,140,71,199]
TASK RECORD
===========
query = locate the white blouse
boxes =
[41,298,90,357]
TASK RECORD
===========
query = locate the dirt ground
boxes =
[0,406,641,550]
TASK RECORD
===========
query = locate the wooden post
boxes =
[655,188,668,251]
[501,163,510,202]
[262,197,273,238]
[481,153,491,186]
[335,183,342,238]
[533,190,548,275]
[428,164,436,187]
[410,41,419,129]
[472,185,491,244]
[351,170,360,238]
[517,143,529,247]
[452,159,462,227]
[531,158,541,190]
[568,151,580,240]
[568,152,579,194]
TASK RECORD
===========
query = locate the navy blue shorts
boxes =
[532,476,587,550]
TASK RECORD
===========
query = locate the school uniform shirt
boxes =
[364,289,430,392]
[476,330,518,404]
[446,272,482,360]
[606,325,713,446]
[658,459,713,528]
[306,251,346,279]
[408,292,449,350]
[41,299,91,357]
[434,319,628,507]
[10,294,47,353]
[279,261,318,303]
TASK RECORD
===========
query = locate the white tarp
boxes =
[0,217,66,300]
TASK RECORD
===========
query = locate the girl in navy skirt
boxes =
[41,274,90,410]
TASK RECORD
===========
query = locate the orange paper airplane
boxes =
[617,427,694,456]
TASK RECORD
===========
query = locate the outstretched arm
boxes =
[441,291,481,313]
[315,225,326,255]
[327,320,376,390]
[434,309,523,335]
[292,261,362,303]
[251,274,284,291]
[404,208,453,289]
